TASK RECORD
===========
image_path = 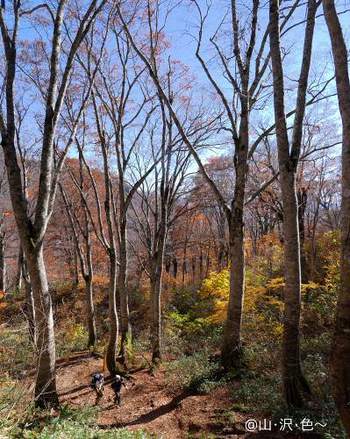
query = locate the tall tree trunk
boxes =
[150,233,166,363]
[221,212,245,369]
[119,220,131,362]
[84,274,96,349]
[25,244,58,408]
[221,112,248,370]
[280,173,309,406]
[150,264,162,363]
[298,188,308,283]
[106,250,119,375]
[269,0,315,406]
[0,234,5,293]
[323,0,350,433]
[73,250,79,289]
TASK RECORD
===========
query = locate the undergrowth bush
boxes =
[165,350,223,394]
[2,404,155,439]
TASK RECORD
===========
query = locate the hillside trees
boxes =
[60,153,97,348]
[116,0,309,370]
[130,66,218,362]
[0,0,107,408]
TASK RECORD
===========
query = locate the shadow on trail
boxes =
[98,390,192,429]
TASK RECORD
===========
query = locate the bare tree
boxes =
[0,0,106,408]
[269,0,318,406]
[91,31,159,362]
[322,0,350,433]
[60,149,97,348]
[116,0,330,370]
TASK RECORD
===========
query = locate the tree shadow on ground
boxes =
[98,390,192,429]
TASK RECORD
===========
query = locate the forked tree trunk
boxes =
[25,245,58,408]
[323,0,350,433]
[105,251,119,375]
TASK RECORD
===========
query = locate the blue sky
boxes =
[158,0,349,160]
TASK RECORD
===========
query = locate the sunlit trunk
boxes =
[281,173,310,406]
[26,244,58,408]
[84,274,96,348]
[119,220,131,362]
[106,250,119,375]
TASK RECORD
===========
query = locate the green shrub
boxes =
[6,405,155,439]
[57,323,89,356]
[165,351,223,394]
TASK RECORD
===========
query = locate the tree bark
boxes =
[15,246,24,291]
[24,271,37,347]
[105,250,119,375]
[269,0,315,406]
[25,245,58,408]
[84,274,96,349]
[323,0,350,433]
[221,110,248,370]
[150,265,162,363]
[118,219,131,363]
[150,230,166,363]
[298,188,308,283]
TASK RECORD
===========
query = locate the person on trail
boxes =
[111,374,126,406]
[91,372,104,404]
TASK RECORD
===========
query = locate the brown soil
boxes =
[56,354,247,438]
[55,354,325,439]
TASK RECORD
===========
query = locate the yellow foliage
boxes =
[198,269,321,333]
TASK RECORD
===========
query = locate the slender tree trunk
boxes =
[73,250,79,289]
[0,234,5,293]
[16,246,24,291]
[298,188,308,283]
[150,232,166,363]
[173,257,178,278]
[323,0,350,433]
[150,267,162,363]
[119,219,131,362]
[25,244,58,408]
[84,274,96,348]
[106,250,119,375]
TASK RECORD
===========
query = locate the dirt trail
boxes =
[56,355,325,438]
[56,355,245,438]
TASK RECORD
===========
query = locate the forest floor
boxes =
[56,353,238,438]
[54,353,324,438]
